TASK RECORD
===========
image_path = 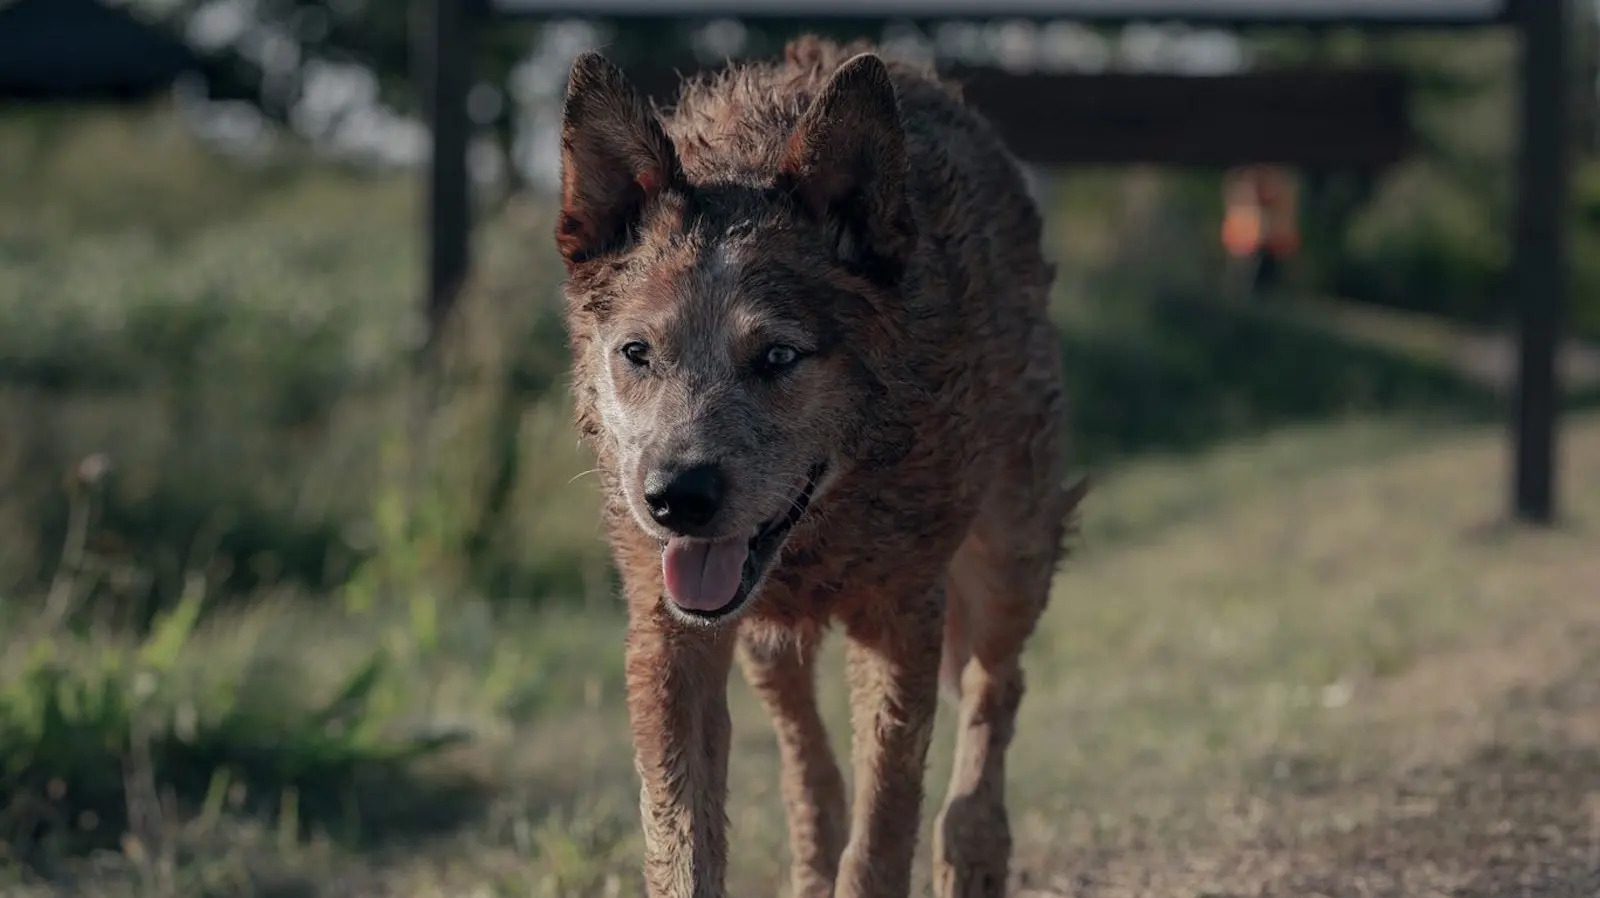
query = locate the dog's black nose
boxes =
[644,463,725,531]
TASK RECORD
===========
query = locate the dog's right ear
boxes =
[557,53,680,267]
[780,53,914,283]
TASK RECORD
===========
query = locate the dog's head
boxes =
[557,51,914,624]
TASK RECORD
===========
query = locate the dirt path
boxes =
[1006,415,1600,898]
[1019,616,1600,897]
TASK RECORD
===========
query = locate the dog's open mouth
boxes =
[660,461,826,620]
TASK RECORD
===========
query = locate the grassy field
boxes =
[4,414,1598,897]
[3,106,1599,897]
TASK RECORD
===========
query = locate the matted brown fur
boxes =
[556,36,1078,898]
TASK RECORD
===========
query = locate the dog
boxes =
[557,37,1075,898]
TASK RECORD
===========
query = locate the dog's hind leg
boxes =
[737,629,848,898]
[932,513,1062,898]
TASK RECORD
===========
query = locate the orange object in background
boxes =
[1221,201,1263,258]
[1222,166,1300,259]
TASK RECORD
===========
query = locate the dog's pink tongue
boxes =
[662,537,748,613]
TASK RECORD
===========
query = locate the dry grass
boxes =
[1003,414,1600,897]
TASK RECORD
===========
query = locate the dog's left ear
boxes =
[780,53,914,282]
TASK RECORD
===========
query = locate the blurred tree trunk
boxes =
[1581,0,1599,154]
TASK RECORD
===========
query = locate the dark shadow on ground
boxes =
[1062,296,1502,464]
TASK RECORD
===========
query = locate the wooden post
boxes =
[420,0,472,347]
[1512,0,1568,523]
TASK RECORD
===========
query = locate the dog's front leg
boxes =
[739,631,849,898]
[836,587,944,898]
[625,601,737,898]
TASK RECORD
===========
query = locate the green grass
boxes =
[0,104,607,611]
[6,413,1597,897]
[0,593,466,870]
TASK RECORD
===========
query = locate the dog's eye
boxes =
[620,341,651,367]
[755,344,802,378]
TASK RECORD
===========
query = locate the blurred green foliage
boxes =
[0,105,610,620]
[1262,31,1600,339]
[0,586,465,868]
[0,92,1548,619]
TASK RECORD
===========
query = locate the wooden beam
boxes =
[1511,0,1568,523]
[958,70,1407,167]
[621,65,1408,167]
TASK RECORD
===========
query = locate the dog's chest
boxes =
[749,479,977,625]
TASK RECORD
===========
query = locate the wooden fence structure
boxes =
[420,0,1570,523]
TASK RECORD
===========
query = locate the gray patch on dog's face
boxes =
[586,229,857,543]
